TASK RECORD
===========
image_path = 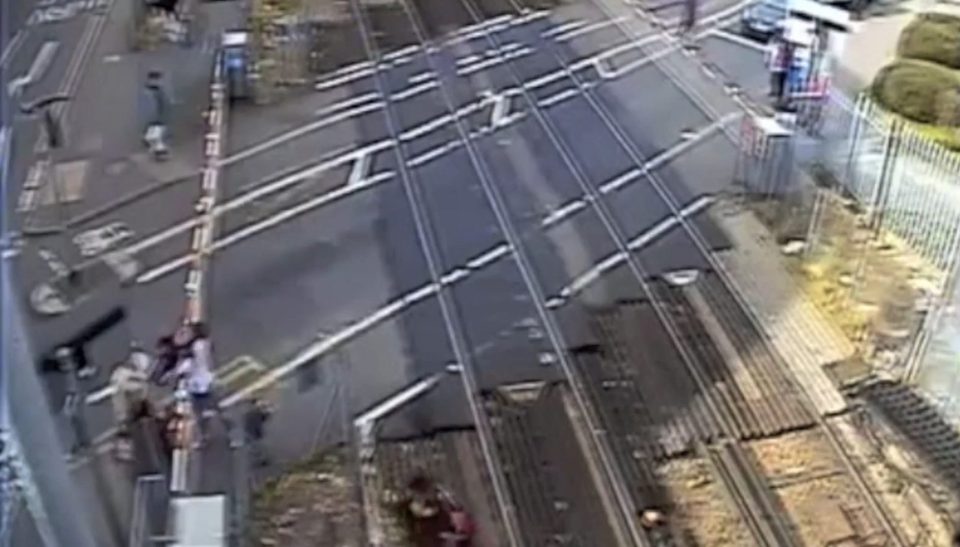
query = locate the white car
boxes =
[73,222,133,257]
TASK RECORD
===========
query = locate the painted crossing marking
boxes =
[314,92,381,116]
[547,195,715,306]
[27,0,108,26]
[219,241,513,407]
[0,31,24,68]
[120,113,735,288]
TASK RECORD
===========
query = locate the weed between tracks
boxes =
[750,430,888,546]
[657,457,754,546]
[248,448,364,547]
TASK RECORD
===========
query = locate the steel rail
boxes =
[458,0,801,542]
[345,1,525,545]
[393,1,658,545]
[532,0,908,542]
[454,0,773,541]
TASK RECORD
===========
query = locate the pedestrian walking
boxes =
[243,397,272,466]
[174,347,214,447]
[153,335,178,383]
[110,353,153,460]
[765,34,790,103]
[142,70,170,160]
[681,0,698,34]
[173,321,230,446]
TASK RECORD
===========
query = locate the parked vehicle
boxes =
[741,0,789,38]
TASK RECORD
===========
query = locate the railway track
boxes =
[339,0,910,543]
[350,0,650,543]
[346,0,527,543]
[483,383,622,546]
[441,0,808,541]
[706,441,798,547]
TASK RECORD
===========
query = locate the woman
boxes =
[174,322,228,446]
[174,346,215,446]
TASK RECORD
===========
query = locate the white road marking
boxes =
[399,113,453,142]
[599,168,642,195]
[0,31,24,67]
[555,17,627,41]
[440,268,470,285]
[315,67,376,90]
[539,88,580,108]
[456,54,483,68]
[230,29,677,165]
[223,101,385,166]
[27,41,60,83]
[384,44,421,61]
[467,243,511,269]
[458,47,533,76]
[89,103,733,292]
[408,70,436,84]
[542,19,587,38]
[17,161,46,212]
[552,195,715,301]
[27,0,108,26]
[314,92,381,116]
[136,171,396,284]
[220,241,512,407]
[490,93,511,127]
[38,248,70,278]
[407,140,463,168]
[542,199,588,227]
[390,80,438,101]
[348,151,371,186]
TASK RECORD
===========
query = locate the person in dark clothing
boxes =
[681,0,698,34]
[153,335,178,383]
[243,398,272,466]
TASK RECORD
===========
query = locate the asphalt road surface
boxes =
[10,0,775,452]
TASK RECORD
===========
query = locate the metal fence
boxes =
[805,93,960,275]
[127,475,170,547]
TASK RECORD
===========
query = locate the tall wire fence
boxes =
[789,89,960,422]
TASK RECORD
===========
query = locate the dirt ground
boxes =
[831,415,957,546]
[248,450,364,547]
[750,430,887,545]
[658,457,754,546]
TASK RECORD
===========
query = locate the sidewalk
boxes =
[834,0,960,94]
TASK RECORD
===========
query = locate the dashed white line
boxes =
[458,47,533,76]
[0,30,24,68]
[315,67,376,90]
[390,80,438,101]
[408,140,463,168]
[315,92,381,116]
[399,113,453,141]
[225,101,385,166]
[542,199,588,227]
[220,240,518,407]
[555,17,627,41]
[539,88,580,108]
[467,243,511,269]
[440,268,470,285]
[551,195,716,302]
[542,19,587,39]
[408,70,436,84]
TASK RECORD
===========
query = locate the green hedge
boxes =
[897,13,960,69]
[871,59,960,124]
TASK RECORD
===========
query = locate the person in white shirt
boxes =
[173,322,228,446]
